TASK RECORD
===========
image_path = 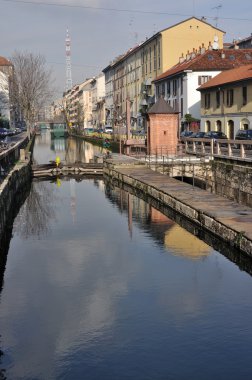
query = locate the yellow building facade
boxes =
[198,65,252,138]
[104,17,224,128]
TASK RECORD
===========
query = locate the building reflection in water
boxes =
[164,225,210,259]
[51,138,66,153]
[104,184,252,272]
[70,179,76,223]
[105,185,211,260]
[33,131,106,166]
[65,137,105,164]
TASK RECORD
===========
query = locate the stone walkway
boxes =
[106,156,252,255]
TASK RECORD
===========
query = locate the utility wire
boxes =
[2,0,252,22]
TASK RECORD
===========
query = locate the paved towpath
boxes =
[106,155,252,253]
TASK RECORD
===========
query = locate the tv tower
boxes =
[65,28,73,92]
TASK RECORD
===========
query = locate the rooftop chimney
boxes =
[200,43,206,54]
[179,53,185,63]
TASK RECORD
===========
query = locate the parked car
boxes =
[180,130,194,138]
[96,128,104,134]
[205,131,227,140]
[205,131,227,142]
[7,129,16,136]
[0,128,9,138]
[15,128,22,134]
[235,129,252,141]
[188,131,206,145]
[190,131,206,138]
[235,129,252,149]
[104,126,113,134]
[132,129,146,136]
[204,131,228,146]
[84,128,94,135]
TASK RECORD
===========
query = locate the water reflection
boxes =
[2,129,252,379]
[34,131,106,165]
[165,225,210,259]
[105,179,252,275]
[0,180,31,380]
[1,179,252,379]
[13,181,57,239]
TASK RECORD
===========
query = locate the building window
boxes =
[198,75,212,85]
[157,41,161,69]
[242,86,247,105]
[153,45,157,70]
[227,120,234,139]
[180,98,183,117]
[205,120,211,132]
[145,50,148,75]
[216,90,220,108]
[173,79,177,96]
[161,83,165,96]
[204,93,210,109]
[167,81,171,97]
[173,99,178,111]
[227,89,234,107]
[149,47,152,73]
[216,120,222,132]
[180,77,183,95]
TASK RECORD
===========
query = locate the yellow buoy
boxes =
[55,156,61,167]
[56,178,61,187]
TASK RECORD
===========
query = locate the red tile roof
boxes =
[198,64,252,90]
[0,56,12,66]
[154,49,252,82]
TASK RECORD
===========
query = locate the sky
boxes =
[0,0,252,100]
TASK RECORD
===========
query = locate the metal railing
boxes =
[0,136,28,183]
[183,137,252,160]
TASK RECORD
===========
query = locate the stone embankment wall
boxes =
[0,162,31,240]
[152,158,252,207]
[211,159,252,207]
[103,161,252,257]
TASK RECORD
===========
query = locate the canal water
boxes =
[1,131,252,379]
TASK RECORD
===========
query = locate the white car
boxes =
[104,126,113,134]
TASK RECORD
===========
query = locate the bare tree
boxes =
[13,181,57,239]
[54,97,70,126]
[76,102,84,133]
[10,51,53,138]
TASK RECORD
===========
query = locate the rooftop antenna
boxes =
[65,28,73,92]
[212,4,222,27]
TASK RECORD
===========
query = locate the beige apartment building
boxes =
[90,73,105,128]
[63,78,93,130]
[0,56,14,126]
[198,64,252,138]
[103,17,225,129]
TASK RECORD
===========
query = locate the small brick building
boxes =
[147,97,179,156]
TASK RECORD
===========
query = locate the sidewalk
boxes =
[105,156,252,256]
